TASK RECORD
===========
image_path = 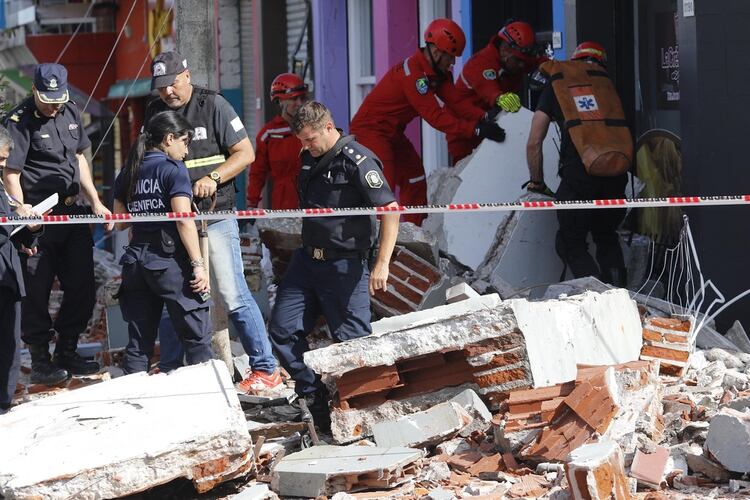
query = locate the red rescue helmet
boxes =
[423,18,466,56]
[270,73,308,102]
[571,41,608,65]
[497,21,536,58]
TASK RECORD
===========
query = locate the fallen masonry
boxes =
[304,289,643,443]
[271,445,423,497]
[0,360,252,499]
[10,272,750,499]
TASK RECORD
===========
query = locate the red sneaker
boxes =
[237,369,283,394]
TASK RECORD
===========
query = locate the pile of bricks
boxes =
[490,360,663,463]
[639,316,693,376]
[333,328,533,413]
[371,245,446,317]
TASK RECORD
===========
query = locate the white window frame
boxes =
[418,0,450,174]
[347,0,376,119]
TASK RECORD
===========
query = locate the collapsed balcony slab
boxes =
[0,360,252,499]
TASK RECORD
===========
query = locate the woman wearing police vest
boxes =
[113,111,213,373]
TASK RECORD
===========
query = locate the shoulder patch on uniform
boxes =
[230,116,244,132]
[482,69,497,80]
[416,77,429,95]
[364,170,384,189]
[9,114,19,122]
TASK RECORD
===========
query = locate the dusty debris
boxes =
[270,445,423,497]
[564,440,631,500]
[0,360,252,499]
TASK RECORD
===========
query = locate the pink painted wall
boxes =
[372,0,421,150]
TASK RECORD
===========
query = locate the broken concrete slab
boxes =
[726,321,750,354]
[0,360,252,499]
[308,290,644,443]
[270,445,423,497]
[396,221,440,267]
[449,389,492,436]
[565,440,631,500]
[425,108,560,271]
[705,407,750,472]
[685,450,731,482]
[510,288,643,373]
[445,282,480,304]
[372,402,472,448]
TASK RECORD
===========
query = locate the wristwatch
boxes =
[209,171,221,185]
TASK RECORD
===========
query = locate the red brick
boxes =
[507,382,576,405]
[642,328,663,342]
[563,380,619,434]
[473,348,526,371]
[462,330,526,356]
[640,345,690,362]
[336,365,402,401]
[648,317,691,332]
[473,366,531,388]
[389,280,423,305]
[393,247,441,283]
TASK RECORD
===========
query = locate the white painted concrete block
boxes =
[438,108,560,270]
[0,360,252,499]
[271,445,423,497]
[372,402,472,448]
[445,282,480,304]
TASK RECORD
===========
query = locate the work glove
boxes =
[496,92,521,113]
[483,105,502,123]
[522,180,555,197]
[475,118,506,143]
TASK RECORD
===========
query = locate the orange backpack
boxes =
[540,60,633,176]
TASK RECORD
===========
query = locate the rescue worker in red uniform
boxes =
[449,21,547,163]
[349,18,505,226]
[247,73,308,209]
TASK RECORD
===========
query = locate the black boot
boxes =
[54,338,100,376]
[303,388,332,433]
[28,343,68,385]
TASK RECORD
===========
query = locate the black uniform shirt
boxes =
[299,137,395,251]
[3,98,91,205]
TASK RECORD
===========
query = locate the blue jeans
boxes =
[159,219,276,373]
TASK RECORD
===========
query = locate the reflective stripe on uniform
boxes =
[459,71,473,89]
[403,57,411,76]
[260,126,292,142]
[409,175,426,184]
[184,154,226,169]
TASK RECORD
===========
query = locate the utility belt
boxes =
[131,228,183,255]
[304,246,368,262]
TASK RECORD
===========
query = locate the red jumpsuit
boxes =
[448,43,527,163]
[349,48,484,225]
[247,115,303,209]
[447,39,548,163]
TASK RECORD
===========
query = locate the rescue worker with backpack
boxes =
[525,42,633,286]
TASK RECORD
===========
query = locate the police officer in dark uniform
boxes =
[113,111,213,374]
[144,52,280,390]
[0,125,43,414]
[268,101,400,431]
[2,63,108,385]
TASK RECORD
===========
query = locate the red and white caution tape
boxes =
[1,195,749,227]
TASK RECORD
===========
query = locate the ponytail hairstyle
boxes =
[123,110,194,202]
